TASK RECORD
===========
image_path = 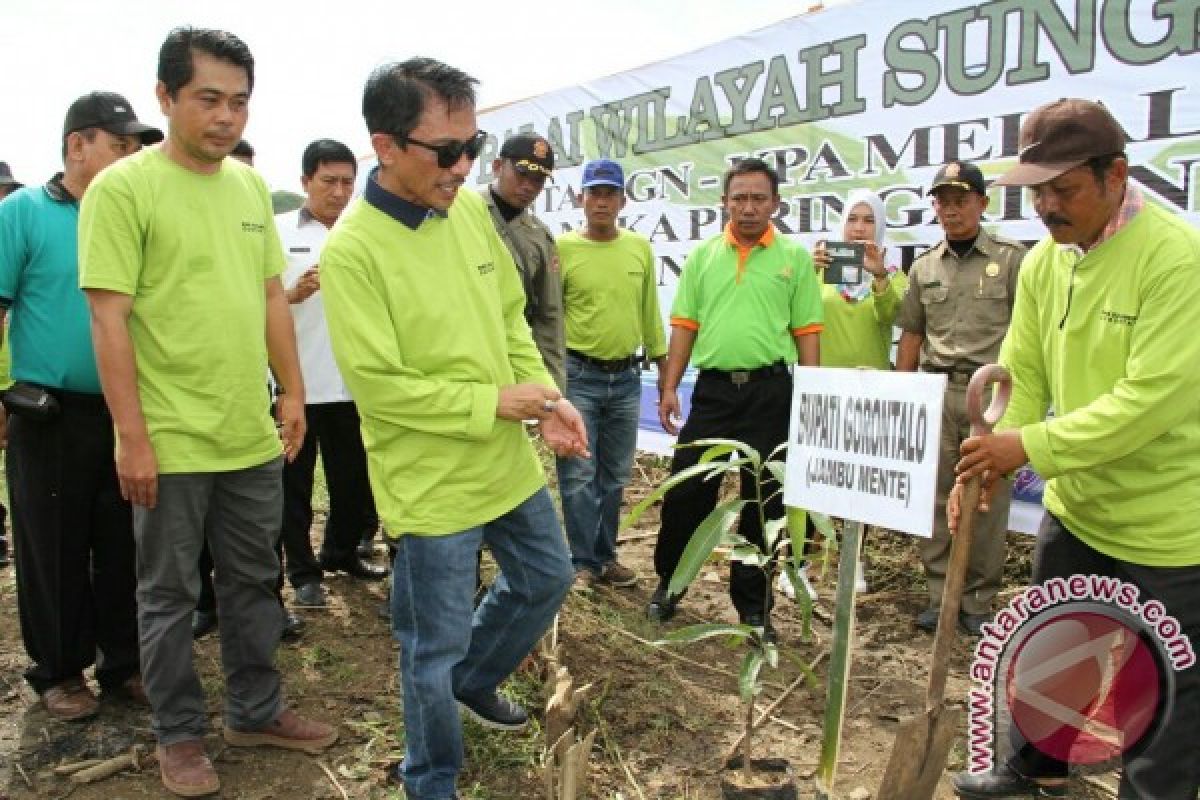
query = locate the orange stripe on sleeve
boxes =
[792,324,824,336]
[671,317,700,331]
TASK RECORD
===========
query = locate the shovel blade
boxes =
[876,705,964,800]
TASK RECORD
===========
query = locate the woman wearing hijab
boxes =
[782,189,908,600]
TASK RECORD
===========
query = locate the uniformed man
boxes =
[481,132,565,389]
[895,160,1026,635]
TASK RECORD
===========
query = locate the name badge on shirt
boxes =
[289,246,312,254]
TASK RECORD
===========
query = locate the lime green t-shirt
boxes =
[670,224,823,369]
[558,229,667,361]
[319,188,552,536]
[78,148,284,473]
[819,271,908,369]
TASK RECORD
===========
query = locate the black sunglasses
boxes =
[401,130,487,169]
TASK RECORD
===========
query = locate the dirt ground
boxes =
[0,455,1120,799]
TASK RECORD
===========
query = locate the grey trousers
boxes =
[133,457,285,744]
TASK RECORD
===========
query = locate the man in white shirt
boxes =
[276,139,384,610]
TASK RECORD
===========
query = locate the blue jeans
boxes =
[555,357,641,574]
[390,487,572,800]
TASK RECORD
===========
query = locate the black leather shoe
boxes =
[281,610,305,641]
[646,580,683,623]
[953,764,1068,798]
[455,690,529,730]
[960,611,992,636]
[293,582,327,608]
[321,555,388,581]
[916,607,940,632]
[740,612,778,644]
[192,610,218,639]
[356,540,375,559]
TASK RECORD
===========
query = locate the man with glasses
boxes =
[648,158,822,640]
[895,160,1026,636]
[950,97,1200,800]
[481,132,564,388]
[318,57,587,800]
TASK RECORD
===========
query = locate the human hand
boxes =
[862,242,887,278]
[275,393,306,462]
[658,388,683,435]
[287,267,320,303]
[956,430,1025,489]
[117,433,159,508]
[539,398,590,458]
[497,383,562,421]
[812,240,830,270]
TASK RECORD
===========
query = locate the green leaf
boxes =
[763,642,779,669]
[810,511,837,540]
[729,546,770,567]
[668,498,746,596]
[738,650,765,703]
[658,623,752,645]
[698,443,738,464]
[765,441,788,462]
[620,459,726,529]
[685,438,761,469]
[765,459,787,488]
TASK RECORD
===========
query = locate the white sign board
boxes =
[784,367,946,537]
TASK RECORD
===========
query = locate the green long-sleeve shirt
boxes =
[997,202,1200,566]
[319,189,553,535]
[818,271,908,369]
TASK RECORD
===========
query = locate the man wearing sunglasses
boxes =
[319,57,588,800]
[481,132,565,389]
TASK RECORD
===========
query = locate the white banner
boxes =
[784,368,947,537]
[467,0,1199,531]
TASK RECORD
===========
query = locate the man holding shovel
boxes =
[950,98,1200,799]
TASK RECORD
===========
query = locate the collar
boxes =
[1087,181,1143,253]
[297,206,319,227]
[364,166,446,230]
[933,227,996,260]
[723,222,775,250]
[488,186,523,223]
[43,172,77,205]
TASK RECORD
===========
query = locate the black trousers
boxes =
[6,392,139,692]
[279,402,378,588]
[654,370,791,619]
[1007,513,1200,799]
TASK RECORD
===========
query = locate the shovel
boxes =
[877,363,1012,800]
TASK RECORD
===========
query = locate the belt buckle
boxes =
[730,370,750,386]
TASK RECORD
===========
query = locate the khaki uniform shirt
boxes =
[481,188,565,389]
[896,227,1026,371]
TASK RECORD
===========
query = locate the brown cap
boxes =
[994,98,1126,187]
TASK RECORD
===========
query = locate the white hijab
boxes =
[839,189,887,301]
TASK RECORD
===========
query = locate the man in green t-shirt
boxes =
[951,99,1200,800]
[556,158,666,590]
[78,27,335,798]
[649,158,823,637]
[319,58,587,800]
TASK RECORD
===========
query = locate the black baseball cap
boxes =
[928,160,987,196]
[0,162,21,189]
[63,91,163,144]
[499,132,554,178]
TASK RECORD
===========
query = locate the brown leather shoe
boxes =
[157,739,220,797]
[42,677,99,721]
[223,708,338,754]
[108,674,151,707]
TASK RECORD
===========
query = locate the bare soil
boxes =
[0,454,1118,799]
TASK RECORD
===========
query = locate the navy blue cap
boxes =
[581,159,624,190]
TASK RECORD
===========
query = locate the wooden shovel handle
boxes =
[926,364,1011,708]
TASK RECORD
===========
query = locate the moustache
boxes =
[1041,212,1072,227]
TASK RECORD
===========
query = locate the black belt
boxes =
[923,364,980,384]
[41,385,110,412]
[699,362,790,385]
[567,349,638,373]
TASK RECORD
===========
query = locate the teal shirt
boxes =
[0,181,101,392]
